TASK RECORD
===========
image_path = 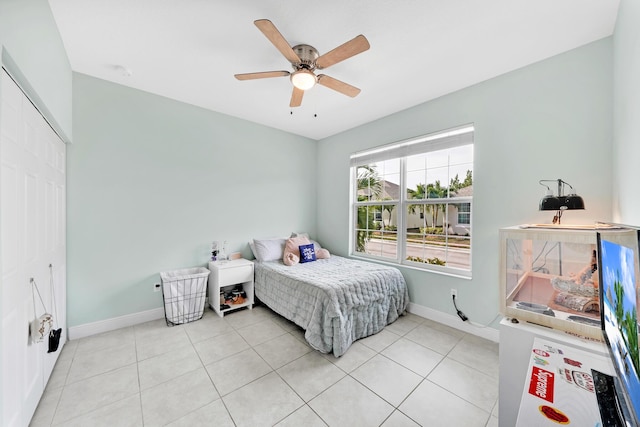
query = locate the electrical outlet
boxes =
[153,283,161,292]
[451,288,457,298]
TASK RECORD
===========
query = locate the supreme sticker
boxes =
[529,366,555,403]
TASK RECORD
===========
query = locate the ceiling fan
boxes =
[235,19,370,108]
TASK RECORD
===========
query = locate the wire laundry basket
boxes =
[160,267,209,326]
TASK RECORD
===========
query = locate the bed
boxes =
[253,253,409,357]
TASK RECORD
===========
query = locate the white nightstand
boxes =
[208,258,254,317]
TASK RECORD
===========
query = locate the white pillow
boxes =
[251,237,286,262]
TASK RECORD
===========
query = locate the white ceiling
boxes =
[48,0,620,140]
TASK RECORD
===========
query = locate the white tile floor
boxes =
[30,305,499,427]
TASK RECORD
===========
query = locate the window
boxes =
[458,203,471,225]
[350,125,474,277]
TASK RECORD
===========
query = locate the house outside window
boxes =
[350,125,474,277]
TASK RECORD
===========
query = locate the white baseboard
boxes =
[68,307,165,340]
[68,303,500,343]
[408,302,500,343]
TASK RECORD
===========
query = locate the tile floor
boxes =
[30,304,499,427]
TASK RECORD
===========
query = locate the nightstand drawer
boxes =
[217,265,253,287]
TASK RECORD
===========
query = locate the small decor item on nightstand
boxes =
[218,240,228,263]
[211,241,219,261]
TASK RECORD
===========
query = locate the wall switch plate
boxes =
[154,283,161,292]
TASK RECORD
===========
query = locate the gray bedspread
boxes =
[254,255,409,357]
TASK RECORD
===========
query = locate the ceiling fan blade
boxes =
[290,87,304,107]
[316,35,370,69]
[317,74,361,97]
[235,71,290,80]
[254,19,301,64]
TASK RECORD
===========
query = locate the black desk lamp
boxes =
[539,179,585,224]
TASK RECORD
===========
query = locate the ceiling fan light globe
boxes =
[291,69,317,90]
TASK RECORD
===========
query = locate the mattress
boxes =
[254,255,409,356]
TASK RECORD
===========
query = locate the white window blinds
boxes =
[350,124,474,167]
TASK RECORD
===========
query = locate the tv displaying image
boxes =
[599,236,640,422]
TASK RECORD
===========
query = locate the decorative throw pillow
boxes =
[283,236,311,266]
[299,244,316,263]
[316,248,331,259]
[283,252,300,266]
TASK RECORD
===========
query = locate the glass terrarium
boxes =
[500,226,602,341]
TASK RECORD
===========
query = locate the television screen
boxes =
[598,232,640,424]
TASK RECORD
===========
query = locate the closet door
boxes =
[1,70,66,427]
[41,111,66,383]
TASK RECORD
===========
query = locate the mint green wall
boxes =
[0,0,72,140]
[317,39,613,326]
[68,73,316,326]
[613,0,640,223]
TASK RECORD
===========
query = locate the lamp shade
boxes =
[562,194,585,210]
[539,195,561,211]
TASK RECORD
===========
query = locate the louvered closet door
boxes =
[1,69,66,427]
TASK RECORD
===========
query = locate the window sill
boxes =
[349,253,472,280]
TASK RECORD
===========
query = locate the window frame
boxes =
[349,125,474,278]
